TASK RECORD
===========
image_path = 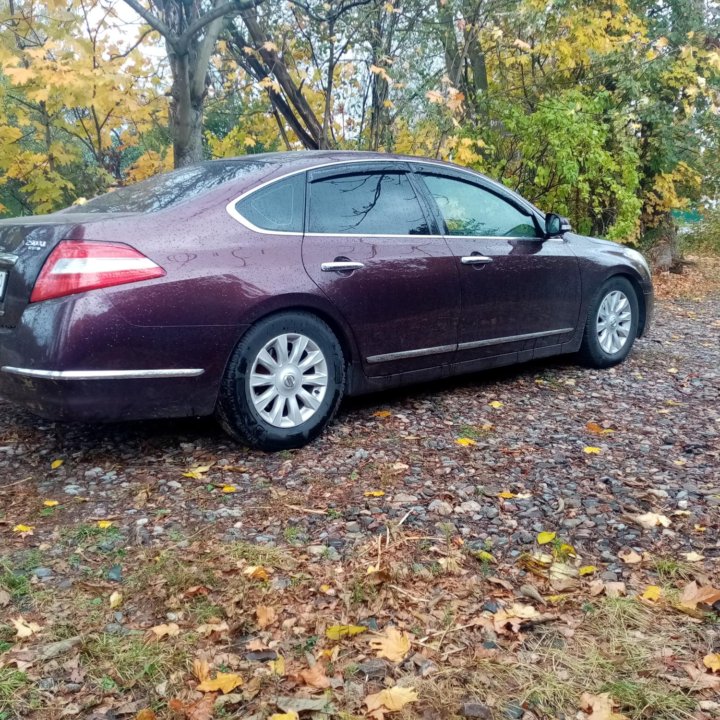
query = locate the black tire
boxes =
[216,312,345,451]
[578,276,639,368]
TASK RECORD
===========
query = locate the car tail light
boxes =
[30,241,165,303]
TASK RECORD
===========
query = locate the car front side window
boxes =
[307,171,431,236]
[420,174,539,238]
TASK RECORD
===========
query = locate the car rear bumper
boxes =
[0,368,215,421]
[0,293,245,422]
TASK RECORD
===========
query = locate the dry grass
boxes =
[401,597,703,720]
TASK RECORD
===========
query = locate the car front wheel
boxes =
[217,312,345,450]
[579,276,639,368]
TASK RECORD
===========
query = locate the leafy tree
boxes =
[121,0,263,167]
[0,0,163,214]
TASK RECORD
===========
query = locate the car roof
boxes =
[198,150,454,171]
[208,151,544,219]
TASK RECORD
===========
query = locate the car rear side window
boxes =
[307,171,431,235]
[420,174,539,238]
[235,173,305,233]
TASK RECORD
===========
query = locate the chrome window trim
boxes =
[225,157,547,238]
[366,327,574,364]
[1,366,205,380]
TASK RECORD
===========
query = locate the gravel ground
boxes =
[2,295,719,567]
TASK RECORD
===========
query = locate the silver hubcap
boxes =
[597,290,632,354]
[248,333,328,428]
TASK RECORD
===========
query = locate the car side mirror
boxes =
[545,212,571,238]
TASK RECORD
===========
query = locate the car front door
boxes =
[302,163,461,376]
[413,168,582,361]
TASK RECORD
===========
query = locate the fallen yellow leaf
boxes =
[586,421,614,435]
[326,624,367,640]
[583,446,602,454]
[580,691,628,719]
[196,671,243,694]
[109,591,123,609]
[222,485,237,493]
[498,490,516,499]
[13,524,34,534]
[703,654,720,673]
[579,565,598,576]
[537,531,556,545]
[51,459,64,469]
[365,686,418,714]
[373,410,392,418]
[684,551,704,562]
[244,565,270,581]
[364,490,385,497]
[182,464,213,480]
[455,437,476,447]
[135,710,157,720]
[634,512,671,529]
[297,662,331,689]
[269,713,299,720]
[256,605,276,628]
[268,655,285,676]
[618,548,643,564]
[43,500,59,507]
[470,549,496,563]
[11,616,42,638]
[489,400,504,409]
[369,627,412,662]
[149,623,180,639]
[641,585,662,602]
[492,603,543,634]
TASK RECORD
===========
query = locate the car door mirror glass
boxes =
[545,213,564,237]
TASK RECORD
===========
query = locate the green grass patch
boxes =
[0,668,31,714]
[82,634,184,690]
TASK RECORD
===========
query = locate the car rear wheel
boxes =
[216,312,345,450]
[578,276,639,368]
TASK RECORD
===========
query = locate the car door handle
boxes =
[461,255,492,265]
[321,261,365,272]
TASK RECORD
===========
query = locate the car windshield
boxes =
[63,160,268,214]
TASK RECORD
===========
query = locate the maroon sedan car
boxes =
[0,151,653,450]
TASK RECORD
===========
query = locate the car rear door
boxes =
[412,166,581,361]
[301,162,461,376]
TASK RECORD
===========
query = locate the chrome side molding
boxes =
[457,327,574,351]
[367,344,457,363]
[1,367,205,380]
[366,327,574,363]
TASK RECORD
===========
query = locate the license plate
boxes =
[0,271,6,301]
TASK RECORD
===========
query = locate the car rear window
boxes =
[63,161,268,214]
